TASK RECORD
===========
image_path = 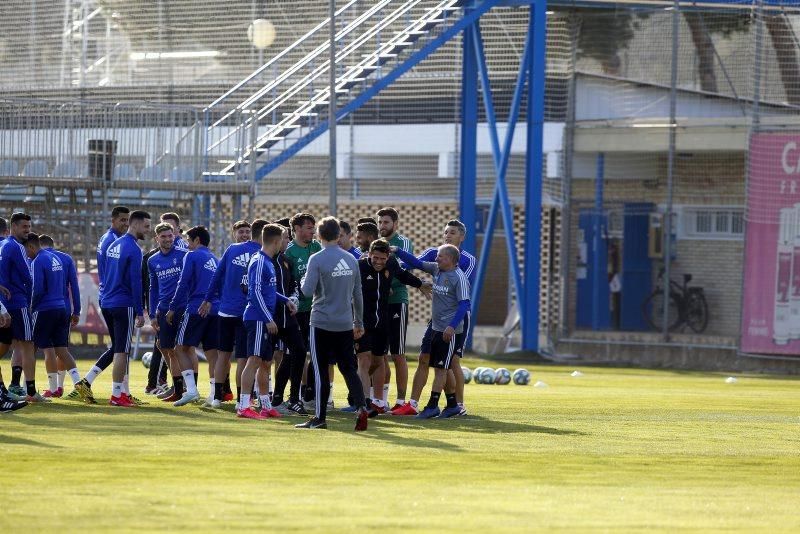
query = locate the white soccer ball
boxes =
[480,368,496,385]
[513,368,531,385]
[141,351,153,369]
[461,366,472,384]
[472,367,485,384]
[495,367,511,385]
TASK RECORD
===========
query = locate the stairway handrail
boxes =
[205,0,361,114]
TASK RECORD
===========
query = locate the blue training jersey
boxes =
[101,233,144,315]
[147,246,187,319]
[418,246,477,287]
[0,236,32,311]
[96,227,121,302]
[243,250,286,323]
[169,246,219,315]
[204,240,260,316]
[31,249,67,313]
[51,249,81,316]
[347,246,362,260]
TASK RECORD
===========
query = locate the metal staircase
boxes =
[202,0,501,182]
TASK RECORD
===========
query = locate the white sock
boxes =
[122,374,130,395]
[239,393,250,409]
[112,382,123,397]
[410,399,418,409]
[47,373,58,392]
[182,370,198,395]
[85,365,102,385]
[369,386,374,399]
[259,394,271,410]
[383,384,390,403]
[57,371,66,389]
[395,398,405,406]
[268,375,273,396]
[68,368,81,385]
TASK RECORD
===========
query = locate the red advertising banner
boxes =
[741,132,800,355]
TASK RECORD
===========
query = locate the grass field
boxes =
[1,356,799,532]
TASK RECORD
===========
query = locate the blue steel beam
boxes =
[255,0,504,181]
[459,15,478,258]
[591,152,605,330]
[468,14,534,344]
[522,0,546,350]
[469,23,526,317]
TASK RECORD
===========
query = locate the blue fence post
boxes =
[522,0,546,351]
[591,152,605,331]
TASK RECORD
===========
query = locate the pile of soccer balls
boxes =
[462,366,530,385]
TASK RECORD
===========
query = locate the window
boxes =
[679,206,745,240]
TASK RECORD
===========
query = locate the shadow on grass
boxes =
[0,433,63,448]
[375,414,584,436]
[269,411,584,450]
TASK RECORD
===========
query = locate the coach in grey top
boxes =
[300,235,364,332]
[295,217,368,431]
[393,244,471,419]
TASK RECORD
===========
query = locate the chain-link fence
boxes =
[557,1,800,359]
[1,1,800,355]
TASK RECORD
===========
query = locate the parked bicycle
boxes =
[642,268,709,333]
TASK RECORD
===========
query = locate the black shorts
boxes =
[176,313,219,350]
[104,307,135,354]
[245,320,274,361]
[354,326,389,357]
[429,330,458,370]
[32,308,69,349]
[310,327,354,366]
[218,315,248,358]
[0,325,12,345]
[388,302,408,355]
[8,307,33,342]
[421,314,469,357]
[157,311,182,350]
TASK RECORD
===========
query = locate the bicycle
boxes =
[642,268,709,333]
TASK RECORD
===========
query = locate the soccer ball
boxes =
[480,368,496,385]
[495,367,511,385]
[461,366,472,384]
[513,368,531,385]
[473,367,486,384]
[141,351,153,369]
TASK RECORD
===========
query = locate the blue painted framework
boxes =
[235,0,785,352]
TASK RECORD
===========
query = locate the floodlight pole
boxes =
[329,0,338,216]
[662,0,679,340]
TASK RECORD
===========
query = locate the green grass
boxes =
[1,357,799,532]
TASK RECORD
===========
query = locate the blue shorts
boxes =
[32,308,69,349]
[9,307,33,342]
[176,313,220,350]
[218,315,247,358]
[245,320,274,361]
[104,307,135,354]
[421,313,469,357]
[157,311,182,351]
[429,331,458,370]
